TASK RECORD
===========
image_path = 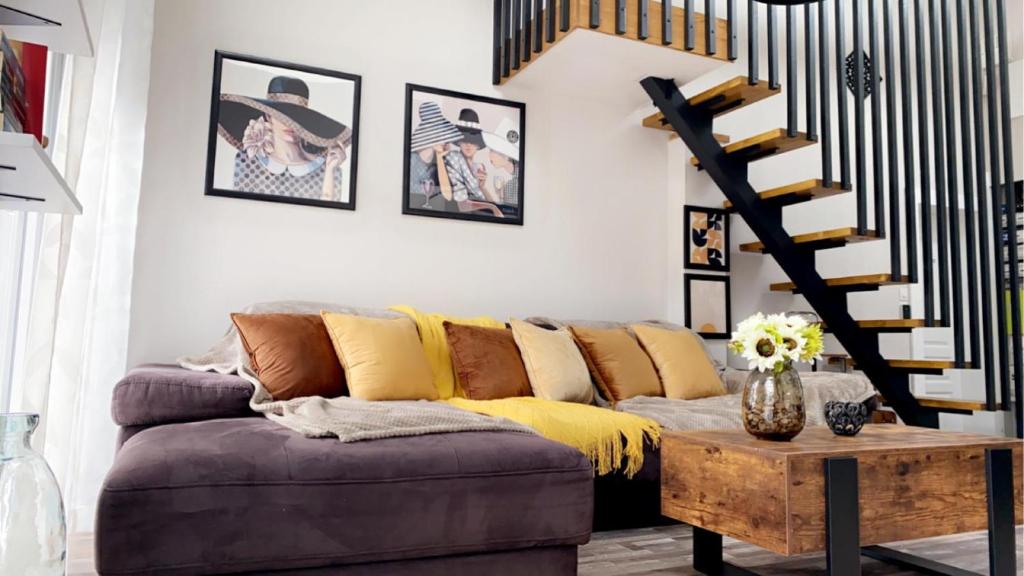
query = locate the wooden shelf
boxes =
[821,354,972,373]
[739,227,879,253]
[723,179,849,209]
[0,0,93,56]
[770,273,911,293]
[641,112,730,143]
[0,132,81,215]
[691,128,815,169]
[687,76,780,118]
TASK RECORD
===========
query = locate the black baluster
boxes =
[685,0,695,50]
[662,0,673,45]
[836,0,850,188]
[884,0,899,278]
[767,5,779,89]
[590,0,600,28]
[616,0,626,34]
[547,0,556,42]
[727,0,737,60]
[638,0,650,40]
[869,0,885,239]
[705,0,716,55]
[535,0,544,51]
[513,0,522,69]
[748,0,758,85]
[805,4,817,142]
[819,0,832,185]
[524,0,533,62]
[969,0,995,405]
[956,0,980,369]
[853,0,867,235]
[494,0,504,84]
[929,0,951,326]
[503,0,512,77]
[786,6,797,138]
[983,0,1010,403]
[900,0,918,285]
[996,0,1022,438]
[561,0,570,32]
[916,0,934,324]
[941,0,964,363]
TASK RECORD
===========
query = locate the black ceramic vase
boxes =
[823,401,868,436]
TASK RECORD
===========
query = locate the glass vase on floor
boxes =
[0,413,66,575]
[741,363,806,441]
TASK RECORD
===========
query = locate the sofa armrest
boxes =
[112,364,254,427]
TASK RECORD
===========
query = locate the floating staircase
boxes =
[495,0,1022,434]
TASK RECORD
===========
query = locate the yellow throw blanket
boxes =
[447,397,661,477]
[390,305,505,399]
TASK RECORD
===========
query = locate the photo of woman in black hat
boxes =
[402,84,525,225]
[204,51,361,210]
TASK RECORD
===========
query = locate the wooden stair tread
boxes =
[878,395,999,412]
[691,128,815,168]
[770,273,911,293]
[723,179,849,209]
[686,76,780,118]
[822,319,940,333]
[739,227,880,253]
[642,112,730,143]
[820,354,971,371]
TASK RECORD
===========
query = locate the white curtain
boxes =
[9,0,154,533]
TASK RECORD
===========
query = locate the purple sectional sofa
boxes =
[96,365,595,575]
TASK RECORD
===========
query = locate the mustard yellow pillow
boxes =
[570,326,663,402]
[510,319,595,404]
[631,324,725,400]
[321,312,437,401]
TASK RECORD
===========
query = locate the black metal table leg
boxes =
[825,457,861,576]
[693,526,723,575]
[987,448,1016,576]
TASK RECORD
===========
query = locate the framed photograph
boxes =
[685,273,731,340]
[402,84,525,225]
[205,51,361,210]
[684,205,730,272]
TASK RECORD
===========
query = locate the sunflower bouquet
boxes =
[728,313,824,374]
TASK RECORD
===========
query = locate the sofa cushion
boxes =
[322,313,438,401]
[570,326,662,403]
[445,322,532,400]
[632,325,726,400]
[96,418,593,575]
[111,365,253,427]
[510,320,594,404]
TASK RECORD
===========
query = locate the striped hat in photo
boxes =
[410,101,464,152]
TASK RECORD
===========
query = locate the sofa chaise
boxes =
[96,365,595,576]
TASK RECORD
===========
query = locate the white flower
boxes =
[242,117,274,160]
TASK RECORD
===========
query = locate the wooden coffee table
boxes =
[661,425,1022,576]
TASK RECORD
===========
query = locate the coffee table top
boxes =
[664,425,1021,459]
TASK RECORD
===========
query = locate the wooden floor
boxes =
[69,525,1023,575]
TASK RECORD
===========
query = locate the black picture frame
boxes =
[402,83,526,226]
[684,205,730,272]
[204,50,361,210]
[684,273,732,340]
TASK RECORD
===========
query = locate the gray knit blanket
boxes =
[179,300,533,442]
[615,368,876,431]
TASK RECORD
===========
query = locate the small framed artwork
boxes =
[205,51,361,210]
[402,84,525,225]
[684,205,730,272]
[685,273,731,340]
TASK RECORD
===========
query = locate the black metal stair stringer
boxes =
[641,76,937,428]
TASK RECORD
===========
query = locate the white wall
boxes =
[127,0,674,365]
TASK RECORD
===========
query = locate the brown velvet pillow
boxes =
[570,326,663,402]
[444,322,532,400]
[231,313,346,400]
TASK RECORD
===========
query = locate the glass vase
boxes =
[741,363,806,441]
[0,413,66,575]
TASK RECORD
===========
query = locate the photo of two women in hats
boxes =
[405,91,523,223]
[208,53,360,210]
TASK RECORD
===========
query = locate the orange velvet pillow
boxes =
[231,313,346,400]
[444,322,533,400]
